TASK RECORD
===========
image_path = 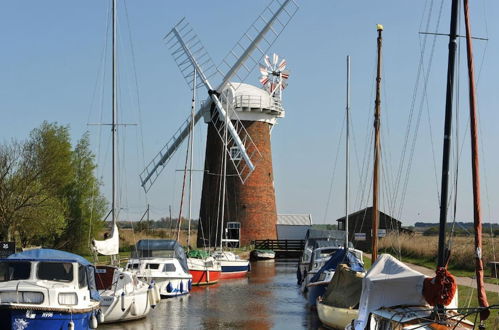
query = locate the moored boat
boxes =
[94,265,155,323]
[250,249,275,260]
[306,248,363,308]
[187,250,221,286]
[212,251,250,279]
[127,239,192,297]
[316,263,364,328]
[0,248,102,330]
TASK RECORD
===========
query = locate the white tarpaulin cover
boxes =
[354,254,427,330]
[92,223,119,256]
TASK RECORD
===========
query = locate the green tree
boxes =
[57,132,106,253]
[0,122,107,252]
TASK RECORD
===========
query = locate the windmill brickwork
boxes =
[198,119,277,247]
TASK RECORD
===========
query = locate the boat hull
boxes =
[0,306,96,330]
[220,261,250,279]
[307,282,327,308]
[148,277,191,298]
[100,289,151,323]
[316,300,358,329]
[189,269,221,286]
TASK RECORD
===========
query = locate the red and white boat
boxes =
[188,257,221,286]
[212,251,250,279]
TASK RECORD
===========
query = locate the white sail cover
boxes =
[354,254,427,330]
[92,224,119,256]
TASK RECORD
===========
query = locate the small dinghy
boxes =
[250,249,275,260]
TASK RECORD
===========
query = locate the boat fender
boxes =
[154,284,161,303]
[68,320,75,330]
[180,281,184,293]
[90,314,98,329]
[130,300,137,316]
[97,309,105,323]
[188,279,192,291]
[121,291,126,312]
[148,285,157,309]
[167,282,173,293]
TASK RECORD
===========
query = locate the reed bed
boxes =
[116,228,198,251]
[379,232,498,272]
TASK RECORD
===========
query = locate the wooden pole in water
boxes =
[371,24,383,262]
[463,0,490,321]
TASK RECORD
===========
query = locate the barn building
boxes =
[336,207,407,252]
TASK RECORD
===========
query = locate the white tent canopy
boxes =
[354,254,427,330]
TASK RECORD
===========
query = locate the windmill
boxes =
[140,0,298,247]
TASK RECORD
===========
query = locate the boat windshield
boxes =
[132,250,175,258]
[0,261,31,281]
[37,262,73,282]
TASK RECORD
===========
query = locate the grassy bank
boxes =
[378,233,498,273]
[458,285,498,328]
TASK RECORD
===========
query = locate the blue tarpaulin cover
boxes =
[310,248,364,283]
[134,240,189,273]
[2,248,100,301]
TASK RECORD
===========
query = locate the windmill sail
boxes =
[140,0,298,192]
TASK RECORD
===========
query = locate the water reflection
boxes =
[101,260,321,329]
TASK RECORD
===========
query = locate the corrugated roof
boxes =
[277,214,312,226]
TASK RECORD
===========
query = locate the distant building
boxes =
[336,207,410,251]
[276,214,312,240]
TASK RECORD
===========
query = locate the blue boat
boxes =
[0,248,102,329]
[306,248,364,308]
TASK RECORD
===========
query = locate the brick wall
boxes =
[197,119,278,247]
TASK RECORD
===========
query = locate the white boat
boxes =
[349,254,468,330]
[0,249,102,330]
[95,265,155,323]
[127,240,192,297]
[211,251,250,279]
[250,249,275,260]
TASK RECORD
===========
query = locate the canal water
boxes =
[101,260,323,329]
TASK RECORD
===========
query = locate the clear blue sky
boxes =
[1,1,498,227]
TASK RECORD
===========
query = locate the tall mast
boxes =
[219,96,229,250]
[111,0,117,227]
[344,55,350,251]
[463,0,489,321]
[437,0,459,268]
[187,71,196,249]
[371,25,383,262]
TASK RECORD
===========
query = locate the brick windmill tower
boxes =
[199,54,290,247]
[139,0,298,248]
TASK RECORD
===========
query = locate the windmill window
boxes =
[230,147,242,161]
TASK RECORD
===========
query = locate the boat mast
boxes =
[111,0,117,228]
[187,71,196,249]
[344,55,350,251]
[219,97,229,251]
[371,25,383,262]
[463,0,490,321]
[437,0,459,269]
